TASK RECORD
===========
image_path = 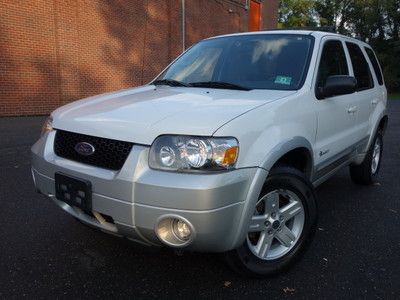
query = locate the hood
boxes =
[52,85,296,145]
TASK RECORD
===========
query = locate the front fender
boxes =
[213,94,317,171]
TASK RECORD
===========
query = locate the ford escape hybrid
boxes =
[31,30,388,277]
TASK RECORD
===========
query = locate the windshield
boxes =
[155,34,314,90]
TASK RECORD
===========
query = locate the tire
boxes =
[225,166,317,277]
[349,131,383,185]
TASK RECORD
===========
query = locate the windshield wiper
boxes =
[152,79,190,87]
[189,81,252,91]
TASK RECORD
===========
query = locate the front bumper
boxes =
[31,131,267,252]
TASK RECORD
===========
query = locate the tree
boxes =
[314,0,352,34]
[385,0,400,40]
[278,0,400,92]
[279,0,317,27]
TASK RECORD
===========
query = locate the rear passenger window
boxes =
[365,47,383,85]
[316,40,349,89]
[346,42,374,90]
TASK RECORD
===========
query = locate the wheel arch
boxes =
[366,111,388,152]
[259,137,314,180]
[230,137,314,250]
[378,115,388,135]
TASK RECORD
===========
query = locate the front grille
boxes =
[54,130,134,170]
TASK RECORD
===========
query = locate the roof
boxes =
[206,30,369,46]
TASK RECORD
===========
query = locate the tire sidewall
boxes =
[371,132,383,180]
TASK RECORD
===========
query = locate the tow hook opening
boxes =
[80,209,115,225]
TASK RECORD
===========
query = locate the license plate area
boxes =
[55,173,92,212]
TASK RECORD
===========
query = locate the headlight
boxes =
[149,135,239,172]
[40,116,53,137]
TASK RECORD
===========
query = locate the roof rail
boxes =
[264,26,337,33]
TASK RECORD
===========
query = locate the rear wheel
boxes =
[349,131,383,185]
[225,166,317,277]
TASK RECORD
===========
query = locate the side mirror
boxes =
[317,75,357,99]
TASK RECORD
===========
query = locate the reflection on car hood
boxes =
[52,85,296,145]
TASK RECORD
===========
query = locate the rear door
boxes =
[344,42,376,143]
[313,38,359,169]
[364,46,387,126]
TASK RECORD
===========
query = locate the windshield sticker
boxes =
[274,76,292,85]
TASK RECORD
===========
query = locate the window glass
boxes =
[158,34,314,90]
[164,46,223,83]
[365,47,383,85]
[316,40,349,89]
[346,42,373,90]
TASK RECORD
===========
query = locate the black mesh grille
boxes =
[54,130,133,170]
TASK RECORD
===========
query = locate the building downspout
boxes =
[182,0,186,52]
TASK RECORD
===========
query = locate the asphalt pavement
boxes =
[1,102,399,299]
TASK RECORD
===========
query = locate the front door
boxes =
[313,38,359,171]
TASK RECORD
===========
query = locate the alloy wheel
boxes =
[247,189,305,260]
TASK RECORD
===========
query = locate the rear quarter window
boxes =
[365,47,384,85]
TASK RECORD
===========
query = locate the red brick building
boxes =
[0,0,278,116]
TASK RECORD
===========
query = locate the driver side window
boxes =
[316,40,349,89]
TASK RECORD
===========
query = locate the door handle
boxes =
[372,99,379,105]
[347,106,357,114]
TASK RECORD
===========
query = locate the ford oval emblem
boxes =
[74,142,95,156]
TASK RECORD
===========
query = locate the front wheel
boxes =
[225,166,317,277]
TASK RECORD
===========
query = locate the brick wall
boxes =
[0,0,277,116]
[262,0,278,30]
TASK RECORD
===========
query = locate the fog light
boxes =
[156,216,195,247]
[173,219,191,241]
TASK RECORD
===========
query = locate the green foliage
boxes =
[376,40,400,92]
[279,0,317,27]
[388,93,400,100]
[278,0,400,92]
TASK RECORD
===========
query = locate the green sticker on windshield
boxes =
[274,76,292,85]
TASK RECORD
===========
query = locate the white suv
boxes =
[31,30,388,277]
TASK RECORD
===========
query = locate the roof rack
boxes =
[264,26,337,33]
